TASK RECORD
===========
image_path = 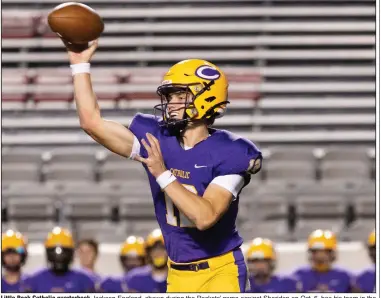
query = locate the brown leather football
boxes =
[48,2,104,44]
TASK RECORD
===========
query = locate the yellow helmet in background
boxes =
[368,230,375,247]
[155,59,229,131]
[119,236,146,272]
[145,228,167,269]
[120,236,146,258]
[2,230,28,270]
[146,228,165,249]
[45,227,74,249]
[246,238,276,261]
[2,230,27,253]
[308,229,337,251]
[45,227,75,273]
[307,229,337,272]
[367,229,376,264]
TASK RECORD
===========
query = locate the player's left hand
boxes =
[134,133,167,178]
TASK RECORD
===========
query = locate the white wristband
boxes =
[70,63,90,76]
[156,170,176,190]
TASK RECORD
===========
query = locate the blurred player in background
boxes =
[76,238,101,282]
[66,38,261,293]
[353,230,375,293]
[246,238,300,293]
[293,229,352,293]
[26,227,95,292]
[1,230,29,292]
[126,229,168,293]
[98,235,146,292]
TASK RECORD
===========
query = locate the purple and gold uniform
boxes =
[26,227,95,293]
[249,275,300,293]
[246,238,300,293]
[127,266,167,293]
[1,275,29,293]
[130,111,261,292]
[294,266,352,293]
[354,230,376,293]
[98,237,146,293]
[128,59,262,292]
[354,266,375,293]
[26,268,95,293]
[2,230,29,293]
[293,230,352,293]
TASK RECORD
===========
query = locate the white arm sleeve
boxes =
[129,135,141,160]
[210,174,245,200]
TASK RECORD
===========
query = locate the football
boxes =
[48,2,104,44]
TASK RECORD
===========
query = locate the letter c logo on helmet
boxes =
[195,66,221,80]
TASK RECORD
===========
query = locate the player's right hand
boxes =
[61,38,99,65]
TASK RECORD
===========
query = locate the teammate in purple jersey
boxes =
[26,227,95,293]
[293,230,352,293]
[353,230,375,293]
[126,229,168,293]
[245,238,301,293]
[76,239,102,283]
[98,236,146,293]
[68,36,262,293]
[1,230,30,293]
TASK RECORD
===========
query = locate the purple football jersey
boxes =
[98,277,128,293]
[248,275,300,293]
[129,113,262,263]
[126,266,167,293]
[355,266,375,293]
[26,268,95,293]
[293,266,352,293]
[1,274,29,293]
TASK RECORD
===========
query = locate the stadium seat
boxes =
[240,219,289,241]
[265,161,316,182]
[2,149,43,165]
[2,164,41,183]
[341,219,375,241]
[126,220,160,237]
[354,195,376,218]
[2,15,36,38]
[100,161,148,182]
[7,196,55,220]
[292,219,345,241]
[76,220,128,242]
[321,161,370,182]
[295,195,347,218]
[43,163,96,183]
[43,149,98,164]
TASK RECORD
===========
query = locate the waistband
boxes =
[168,247,243,272]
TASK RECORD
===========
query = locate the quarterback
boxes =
[66,40,262,292]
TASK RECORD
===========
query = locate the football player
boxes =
[293,229,352,292]
[76,238,101,282]
[246,238,300,293]
[99,236,146,292]
[26,227,95,292]
[1,230,29,292]
[353,230,375,292]
[66,38,261,293]
[126,229,168,293]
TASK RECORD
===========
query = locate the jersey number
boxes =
[165,184,197,228]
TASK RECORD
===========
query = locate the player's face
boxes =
[149,244,168,269]
[247,259,272,278]
[166,91,192,121]
[309,249,332,268]
[123,256,145,272]
[3,251,22,272]
[76,243,97,268]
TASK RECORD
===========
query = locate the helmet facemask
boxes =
[154,80,227,135]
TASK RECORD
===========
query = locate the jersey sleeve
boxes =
[129,113,160,143]
[214,137,262,177]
